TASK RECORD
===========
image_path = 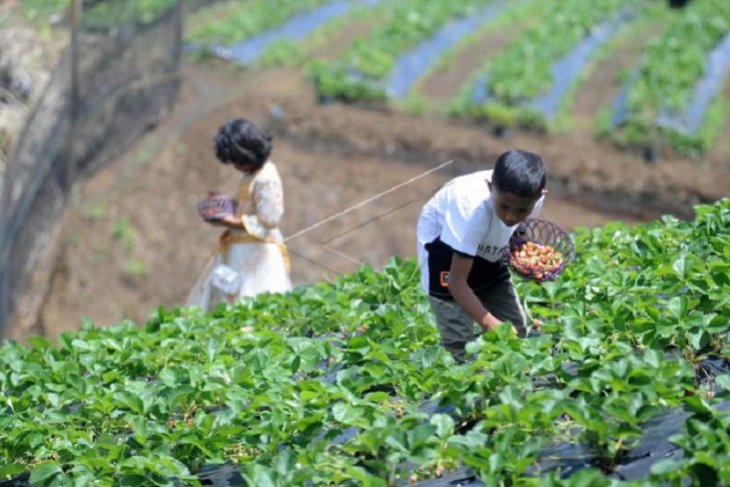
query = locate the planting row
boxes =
[17,0,730,155]
[309,0,506,102]
[1,199,730,484]
[18,0,180,27]
[611,0,730,154]
[191,0,730,155]
[451,0,635,129]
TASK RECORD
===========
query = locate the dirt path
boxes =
[418,31,511,104]
[303,18,377,62]
[570,22,665,131]
[417,19,533,104]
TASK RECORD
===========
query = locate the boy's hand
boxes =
[481,313,503,332]
[481,314,519,335]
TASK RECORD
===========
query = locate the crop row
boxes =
[612,0,730,154]
[186,0,332,47]
[16,0,181,27]
[2,198,730,484]
[276,0,730,156]
[309,0,501,101]
[449,0,635,131]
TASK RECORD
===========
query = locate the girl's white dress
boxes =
[186,161,292,310]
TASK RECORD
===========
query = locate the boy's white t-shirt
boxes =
[416,170,543,293]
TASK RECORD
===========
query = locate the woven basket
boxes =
[503,218,575,282]
[197,193,236,221]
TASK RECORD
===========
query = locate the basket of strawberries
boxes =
[503,219,575,282]
[197,192,237,221]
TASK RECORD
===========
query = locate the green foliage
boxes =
[186,0,330,47]
[310,0,504,102]
[184,0,727,154]
[616,0,730,153]
[451,0,634,130]
[486,0,631,103]
[2,200,730,484]
[112,217,137,252]
[17,0,69,24]
[17,0,180,28]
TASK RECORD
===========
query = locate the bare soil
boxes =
[418,29,514,103]
[570,22,666,131]
[29,54,730,340]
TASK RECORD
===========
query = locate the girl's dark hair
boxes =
[214,118,273,170]
[492,149,547,198]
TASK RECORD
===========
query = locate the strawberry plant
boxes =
[1,200,730,484]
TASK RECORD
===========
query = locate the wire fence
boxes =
[0,0,183,337]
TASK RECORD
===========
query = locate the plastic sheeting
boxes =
[530,9,635,120]
[387,2,508,98]
[657,33,730,135]
[210,0,382,65]
[412,355,730,485]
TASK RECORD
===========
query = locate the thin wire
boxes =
[286,245,342,276]
[284,159,454,243]
[322,199,415,245]
[320,199,417,267]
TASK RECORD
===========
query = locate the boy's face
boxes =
[489,183,544,227]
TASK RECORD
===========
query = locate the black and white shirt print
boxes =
[416,170,544,294]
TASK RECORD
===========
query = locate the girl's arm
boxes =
[241,176,284,238]
[448,253,504,332]
[209,214,245,229]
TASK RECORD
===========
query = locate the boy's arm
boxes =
[448,253,503,332]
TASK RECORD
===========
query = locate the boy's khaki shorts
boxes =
[428,279,527,363]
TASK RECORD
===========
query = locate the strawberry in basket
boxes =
[510,241,564,281]
[503,218,575,283]
[197,192,237,221]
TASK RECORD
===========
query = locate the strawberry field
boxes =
[184,0,730,155]
[14,0,730,156]
[2,199,729,485]
[3,1,730,484]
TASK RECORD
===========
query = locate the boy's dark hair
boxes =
[492,149,547,198]
[214,118,273,170]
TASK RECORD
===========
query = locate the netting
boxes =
[0,0,183,336]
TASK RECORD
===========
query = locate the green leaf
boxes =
[332,403,363,424]
[715,374,730,391]
[672,256,689,278]
[158,369,177,387]
[28,336,52,350]
[690,330,709,350]
[430,413,454,438]
[130,417,148,445]
[0,464,27,477]
[364,391,391,403]
[667,296,688,318]
[115,391,144,414]
[71,339,96,352]
[651,458,683,475]
[684,396,713,419]
[29,463,62,483]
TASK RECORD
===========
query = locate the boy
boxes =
[416,149,547,362]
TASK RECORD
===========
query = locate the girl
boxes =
[187,118,292,310]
